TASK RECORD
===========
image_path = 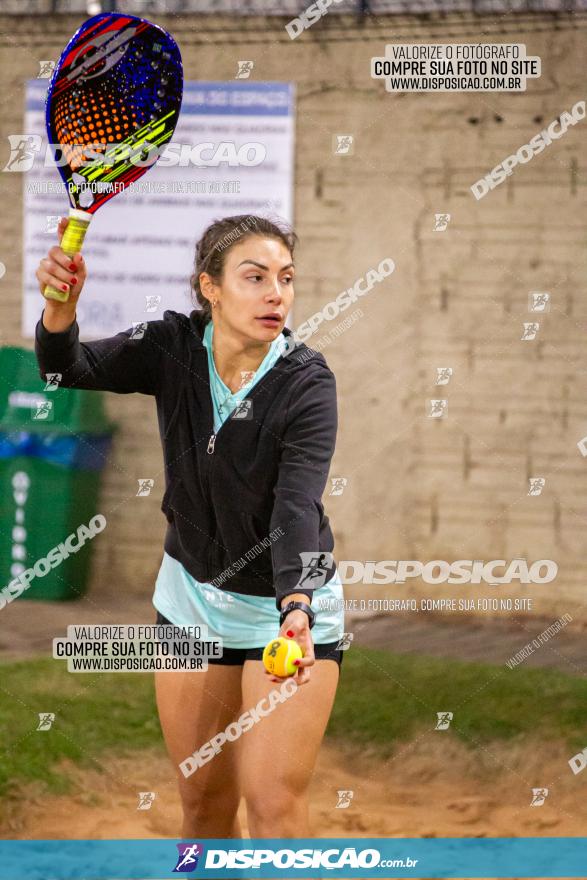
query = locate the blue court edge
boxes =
[0,837,587,878]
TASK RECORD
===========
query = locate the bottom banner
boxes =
[0,837,586,878]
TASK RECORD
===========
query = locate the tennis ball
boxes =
[262,637,303,677]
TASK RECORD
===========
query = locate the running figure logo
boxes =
[329,476,347,496]
[37,713,55,731]
[435,367,452,386]
[3,135,42,172]
[231,399,253,420]
[521,322,539,341]
[528,291,550,312]
[435,711,453,731]
[530,787,549,806]
[336,632,354,651]
[333,135,354,155]
[44,373,62,391]
[528,477,545,496]
[236,60,254,79]
[137,791,156,810]
[33,400,54,421]
[297,552,335,590]
[136,478,155,497]
[433,213,451,232]
[173,843,204,873]
[131,322,148,340]
[37,60,56,78]
[336,789,354,808]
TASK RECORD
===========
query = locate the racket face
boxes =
[45,12,183,214]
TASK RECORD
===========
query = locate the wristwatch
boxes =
[279,600,316,630]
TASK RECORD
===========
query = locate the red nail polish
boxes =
[71,277,77,284]
[293,659,300,666]
[61,284,68,291]
[69,263,76,272]
[286,630,294,638]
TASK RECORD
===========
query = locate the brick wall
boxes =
[0,11,585,620]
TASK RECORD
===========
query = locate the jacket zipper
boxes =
[201,338,296,569]
[203,360,285,568]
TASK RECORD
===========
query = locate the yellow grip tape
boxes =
[43,216,90,303]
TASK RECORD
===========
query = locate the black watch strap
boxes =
[279,600,316,629]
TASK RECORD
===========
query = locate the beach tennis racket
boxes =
[43,11,183,302]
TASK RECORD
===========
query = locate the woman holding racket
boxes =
[35,213,345,839]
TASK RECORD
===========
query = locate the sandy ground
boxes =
[2,734,584,843]
[3,588,585,880]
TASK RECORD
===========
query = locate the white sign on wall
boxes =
[22,80,295,338]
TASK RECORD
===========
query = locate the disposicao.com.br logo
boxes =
[199,846,413,871]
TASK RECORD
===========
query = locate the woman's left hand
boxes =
[264,608,315,686]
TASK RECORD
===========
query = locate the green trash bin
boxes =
[0,346,117,603]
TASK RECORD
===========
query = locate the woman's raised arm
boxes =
[34,217,166,396]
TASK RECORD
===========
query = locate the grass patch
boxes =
[0,659,160,798]
[328,646,587,755]
[1,649,587,798]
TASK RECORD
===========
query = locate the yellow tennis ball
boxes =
[262,637,303,677]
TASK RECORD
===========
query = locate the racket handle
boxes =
[43,208,93,303]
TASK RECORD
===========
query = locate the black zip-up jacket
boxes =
[34,308,338,609]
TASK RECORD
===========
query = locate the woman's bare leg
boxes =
[155,665,244,838]
[239,659,340,838]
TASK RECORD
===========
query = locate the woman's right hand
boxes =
[36,216,87,304]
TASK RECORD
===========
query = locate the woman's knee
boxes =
[244,786,307,834]
[179,770,240,819]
